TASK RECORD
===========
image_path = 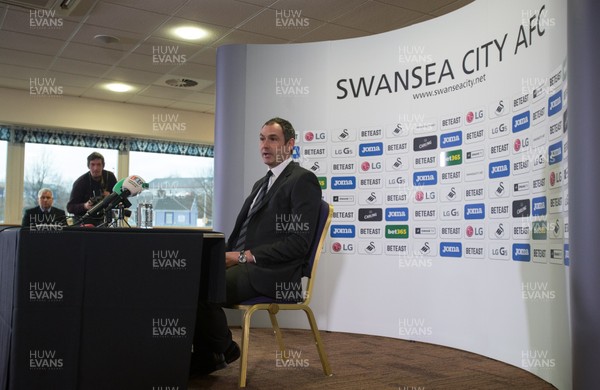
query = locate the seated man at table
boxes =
[22,188,66,228]
[190,117,322,377]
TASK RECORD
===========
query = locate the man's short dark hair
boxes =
[264,117,295,143]
[87,152,105,167]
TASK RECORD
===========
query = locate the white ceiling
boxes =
[0,0,473,114]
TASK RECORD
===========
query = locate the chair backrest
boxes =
[302,200,333,305]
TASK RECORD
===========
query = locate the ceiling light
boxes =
[94,34,120,44]
[105,83,133,93]
[172,26,208,40]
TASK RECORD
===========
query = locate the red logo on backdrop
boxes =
[466,225,474,237]
[304,132,314,142]
[514,138,521,152]
[466,111,474,123]
[332,242,342,252]
[415,191,424,201]
[550,171,556,186]
[361,161,370,171]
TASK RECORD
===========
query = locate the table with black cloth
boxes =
[0,225,225,390]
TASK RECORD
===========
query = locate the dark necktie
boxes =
[233,171,272,251]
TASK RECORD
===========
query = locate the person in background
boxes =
[22,188,66,227]
[67,151,117,224]
[190,117,322,377]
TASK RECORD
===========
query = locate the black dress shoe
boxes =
[189,341,240,378]
[224,341,241,364]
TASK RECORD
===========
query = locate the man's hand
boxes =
[225,250,255,268]
[225,252,239,268]
[84,200,94,210]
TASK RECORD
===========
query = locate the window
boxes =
[23,144,118,214]
[129,151,213,228]
[0,141,6,223]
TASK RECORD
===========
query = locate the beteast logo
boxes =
[512,111,530,133]
[385,207,409,221]
[464,203,485,220]
[331,161,355,173]
[413,170,438,186]
[413,135,438,152]
[512,199,531,218]
[440,114,462,130]
[548,90,562,116]
[386,141,409,154]
[331,176,356,190]
[532,196,547,216]
[548,141,563,165]
[302,146,327,158]
[440,242,462,257]
[358,142,383,157]
[330,225,356,238]
[513,244,531,262]
[440,131,462,148]
[358,208,383,221]
[359,128,383,140]
[488,160,510,179]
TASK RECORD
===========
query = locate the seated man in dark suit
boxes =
[22,188,67,228]
[190,117,322,377]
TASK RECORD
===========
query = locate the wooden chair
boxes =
[230,200,333,387]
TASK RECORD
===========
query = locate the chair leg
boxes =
[268,310,286,352]
[239,308,255,388]
[303,306,332,376]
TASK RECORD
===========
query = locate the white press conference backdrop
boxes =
[214,0,569,388]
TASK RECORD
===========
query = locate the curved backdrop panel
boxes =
[215,0,569,388]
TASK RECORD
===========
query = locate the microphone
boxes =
[83,178,127,218]
[76,175,147,224]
